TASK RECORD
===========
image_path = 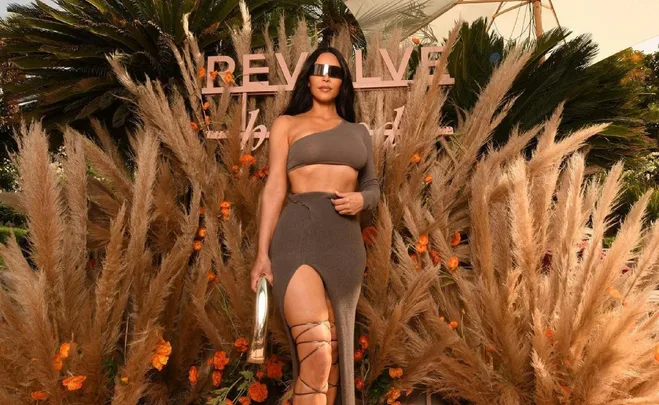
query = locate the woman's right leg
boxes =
[283,264,334,405]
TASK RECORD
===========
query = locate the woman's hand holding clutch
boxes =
[250,254,274,292]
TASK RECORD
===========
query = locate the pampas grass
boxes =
[1,3,657,405]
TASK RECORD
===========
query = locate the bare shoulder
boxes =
[270,115,293,141]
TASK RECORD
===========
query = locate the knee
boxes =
[298,339,332,382]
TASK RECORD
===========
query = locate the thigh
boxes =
[283,264,330,329]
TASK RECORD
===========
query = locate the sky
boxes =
[1,0,659,55]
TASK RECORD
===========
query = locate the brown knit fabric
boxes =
[269,120,380,405]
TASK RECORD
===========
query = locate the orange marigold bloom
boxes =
[220,201,232,209]
[198,66,206,78]
[212,370,222,387]
[207,272,217,282]
[226,399,235,405]
[389,367,403,378]
[59,342,71,358]
[152,337,172,371]
[248,381,268,402]
[361,226,377,245]
[191,122,199,130]
[210,70,218,79]
[205,115,211,125]
[238,396,251,405]
[418,233,429,246]
[193,240,203,251]
[240,154,255,166]
[354,349,364,361]
[189,366,198,385]
[231,165,240,172]
[424,174,432,184]
[439,316,445,322]
[387,387,401,404]
[256,170,265,179]
[53,352,63,371]
[451,232,461,247]
[412,37,420,45]
[199,206,206,215]
[234,337,249,353]
[449,321,458,329]
[31,391,48,401]
[409,252,420,271]
[358,335,369,349]
[197,227,207,238]
[224,71,234,84]
[415,242,427,253]
[410,153,421,163]
[213,350,230,370]
[354,377,364,390]
[256,370,264,380]
[62,375,86,391]
[430,249,441,265]
[265,357,283,379]
[447,256,459,271]
[203,101,210,110]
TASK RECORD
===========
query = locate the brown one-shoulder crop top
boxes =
[286,119,380,210]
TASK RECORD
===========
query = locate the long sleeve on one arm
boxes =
[357,126,380,211]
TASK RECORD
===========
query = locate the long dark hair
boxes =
[281,46,356,122]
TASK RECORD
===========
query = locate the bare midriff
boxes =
[288,164,359,194]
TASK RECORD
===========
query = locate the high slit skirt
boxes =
[268,191,366,405]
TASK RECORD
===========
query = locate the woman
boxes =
[249,46,380,405]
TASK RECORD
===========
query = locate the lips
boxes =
[319,86,332,91]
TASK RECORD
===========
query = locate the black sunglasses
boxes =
[311,63,343,79]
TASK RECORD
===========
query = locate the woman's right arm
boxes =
[250,115,291,291]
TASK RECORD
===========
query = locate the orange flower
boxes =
[203,101,210,110]
[412,37,420,45]
[234,337,249,353]
[388,367,403,378]
[265,356,283,379]
[238,396,251,405]
[224,71,234,84]
[447,256,459,271]
[387,387,401,404]
[423,174,432,184]
[415,242,427,253]
[220,201,232,209]
[212,370,222,387]
[449,321,458,329]
[31,391,48,401]
[231,165,240,173]
[256,170,265,179]
[409,252,420,271]
[205,115,211,125]
[62,375,86,391]
[418,233,428,246]
[240,154,255,166]
[410,153,421,163]
[53,352,63,371]
[119,376,129,385]
[451,232,461,247]
[358,335,369,349]
[439,316,445,322]
[256,370,264,380]
[210,70,218,79]
[198,66,206,79]
[196,227,207,238]
[430,249,441,265]
[191,122,199,130]
[151,337,172,371]
[361,226,377,245]
[189,366,198,385]
[207,271,218,282]
[199,206,206,215]
[485,346,495,353]
[221,208,231,220]
[354,349,364,361]
[354,377,364,390]
[544,328,554,343]
[59,342,72,358]
[248,381,268,402]
[193,240,203,251]
[213,350,230,370]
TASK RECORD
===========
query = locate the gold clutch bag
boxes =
[247,274,269,364]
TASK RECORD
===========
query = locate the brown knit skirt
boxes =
[268,191,366,405]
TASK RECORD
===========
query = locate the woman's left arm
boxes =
[357,125,380,211]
